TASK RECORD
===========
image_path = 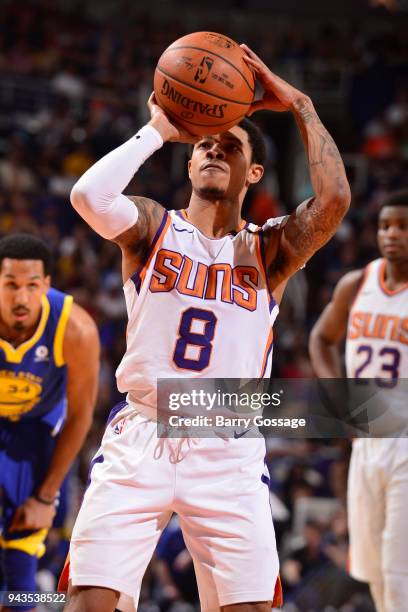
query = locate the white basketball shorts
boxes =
[348,438,408,586]
[69,402,279,610]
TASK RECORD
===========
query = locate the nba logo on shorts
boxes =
[113,417,127,435]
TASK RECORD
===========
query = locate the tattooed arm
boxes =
[242,45,351,293]
[113,196,166,283]
[280,98,350,277]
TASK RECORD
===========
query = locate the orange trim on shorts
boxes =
[379,258,408,296]
[57,552,70,592]
[273,574,283,608]
[139,214,171,285]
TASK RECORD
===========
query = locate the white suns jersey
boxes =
[346,258,408,380]
[116,209,282,412]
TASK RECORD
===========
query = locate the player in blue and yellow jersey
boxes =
[0,234,100,611]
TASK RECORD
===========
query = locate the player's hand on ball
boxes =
[9,497,56,531]
[147,93,199,144]
[240,44,309,114]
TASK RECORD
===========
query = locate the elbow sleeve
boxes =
[70,124,163,239]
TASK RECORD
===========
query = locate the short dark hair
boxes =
[0,234,52,276]
[380,189,408,211]
[238,117,267,166]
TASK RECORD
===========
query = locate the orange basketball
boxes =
[154,32,255,136]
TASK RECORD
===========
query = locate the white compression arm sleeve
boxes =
[70,124,163,239]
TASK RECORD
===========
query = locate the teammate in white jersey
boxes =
[63,45,350,612]
[309,190,408,612]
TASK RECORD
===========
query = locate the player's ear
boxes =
[44,275,51,290]
[188,158,192,179]
[247,163,264,185]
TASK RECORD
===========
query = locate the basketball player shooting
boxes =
[63,45,351,612]
[309,191,408,612]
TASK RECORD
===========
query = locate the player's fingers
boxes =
[169,129,197,144]
[246,100,266,116]
[243,54,288,90]
[242,54,262,74]
[248,94,286,115]
[242,55,277,88]
[183,131,200,144]
[240,43,264,66]
[167,118,199,144]
[147,92,160,113]
[9,508,26,532]
[178,133,200,145]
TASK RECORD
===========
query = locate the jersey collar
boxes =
[0,294,51,364]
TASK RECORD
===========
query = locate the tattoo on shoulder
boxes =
[128,196,163,227]
[117,196,163,256]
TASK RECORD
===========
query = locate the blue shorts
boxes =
[0,418,58,601]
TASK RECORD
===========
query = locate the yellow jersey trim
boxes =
[0,295,50,364]
[53,295,73,367]
[0,528,47,558]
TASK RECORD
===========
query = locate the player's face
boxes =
[0,259,50,331]
[188,125,263,200]
[378,206,408,262]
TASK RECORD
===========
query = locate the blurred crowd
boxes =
[1,1,408,610]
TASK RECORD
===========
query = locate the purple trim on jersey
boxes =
[131,273,142,293]
[260,341,273,378]
[176,210,185,220]
[259,229,277,314]
[106,400,128,425]
[131,210,169,293]
[86,453,104,489]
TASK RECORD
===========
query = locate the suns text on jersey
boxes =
[348,311,408,344]
[149,248,259,311]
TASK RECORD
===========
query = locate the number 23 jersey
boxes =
[346,258,408,380]
[116,210,282,407]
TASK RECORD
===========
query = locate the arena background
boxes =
[1,0,408,609]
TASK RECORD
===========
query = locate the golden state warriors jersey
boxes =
[0,288,73,427]
[346,258,408,380]
[116,210,283,412]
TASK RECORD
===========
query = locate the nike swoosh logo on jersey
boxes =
[173,224,194,234]
[234,428,252,439]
